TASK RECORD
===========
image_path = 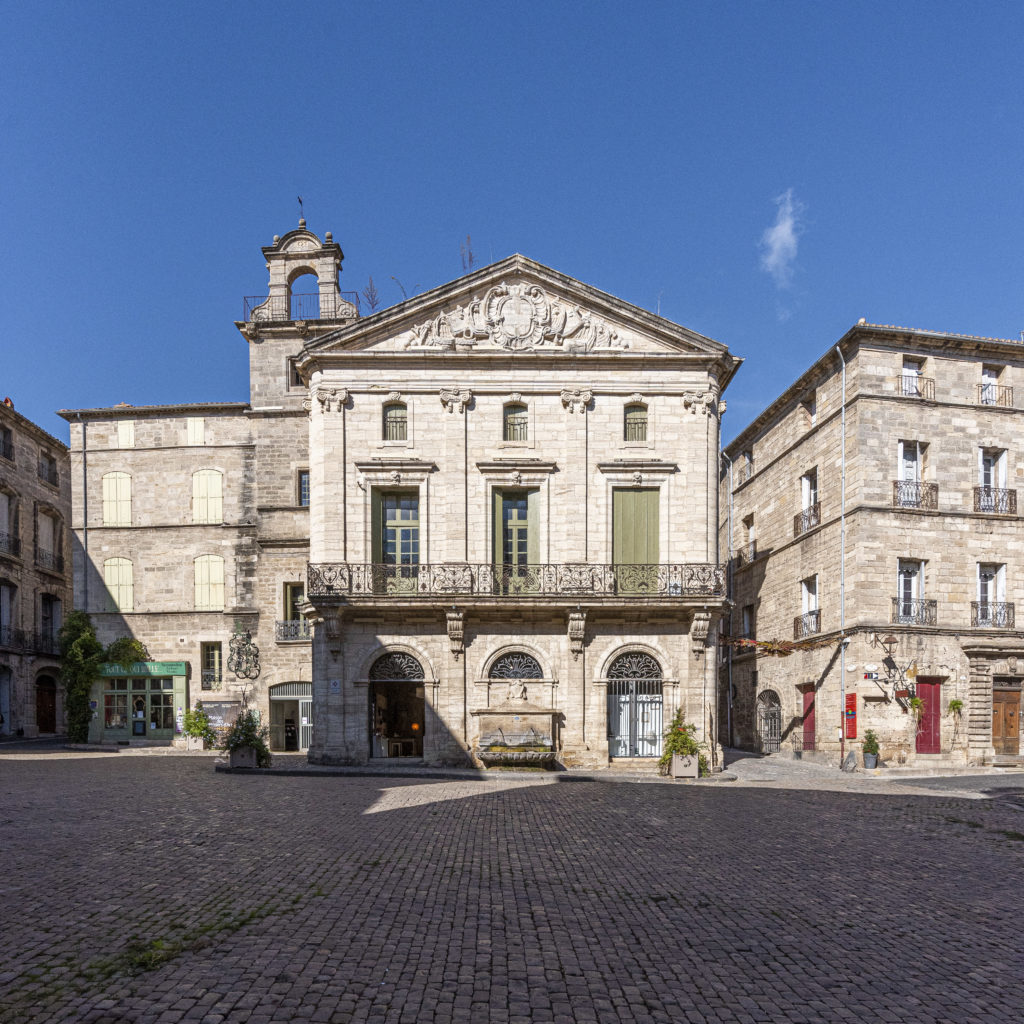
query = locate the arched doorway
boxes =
[756,690,782,753]
[268,682,312,752]
[36,675,57,734]
[607,652,663,757]
[369,652,425,758]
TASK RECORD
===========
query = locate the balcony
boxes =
[974,486,1017,515]
[0,531,20,558]
[734,542,757,568]
[891,597,938,626]
[276,619,312,642]
[0,625,29,650]
[33,632,60,656]
[794,503,821,536]
[794,610,821,638]
[35,547,64,574]
[899,376,935,401]
[736,462,755,485]
[308,562,727,602]
[893,480,938,510]
[971,602,1015,629]
[978,383,1013,407]
[243,292,360,322]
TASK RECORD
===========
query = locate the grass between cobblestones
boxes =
[1,756,1023,1023]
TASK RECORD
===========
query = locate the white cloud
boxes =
[759,188,804,289]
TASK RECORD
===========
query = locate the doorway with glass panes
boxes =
[493,488,539,593]
[372,490,419,593]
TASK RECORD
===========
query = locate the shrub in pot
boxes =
[182,701,218,750]
[221,708,272,768]
[862,729,880,769]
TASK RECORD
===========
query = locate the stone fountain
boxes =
[472,679,559,767]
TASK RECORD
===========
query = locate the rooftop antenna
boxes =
[297,195,305,226]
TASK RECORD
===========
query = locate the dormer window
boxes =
[383,403,408,442]
[624,404,648,442]
[503,403,528,442]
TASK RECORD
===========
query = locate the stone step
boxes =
[607,758,662,774]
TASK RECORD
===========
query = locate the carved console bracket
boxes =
[691,611,712,656]
[440,387,473,414]
[682,391,718,417]
[314,387,349,414]
[560,388,593,413]
[446,609,465,660]
[567,609,587,661]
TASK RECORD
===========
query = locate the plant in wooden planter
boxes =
[862,729,880,769]
[221,708,272,768]
[182,701,218,750]
[659,708,709,777]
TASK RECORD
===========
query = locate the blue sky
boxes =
[3,1,1023,443]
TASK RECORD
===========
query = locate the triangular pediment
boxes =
[303,255,729,361]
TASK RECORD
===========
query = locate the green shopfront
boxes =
[87,661,188,745]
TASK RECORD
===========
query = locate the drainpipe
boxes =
[721,451,734,747]
[76,413,88,611]
[835,345,847,765]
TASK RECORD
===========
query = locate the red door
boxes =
[802,688,816,751]
[915,679,941,754]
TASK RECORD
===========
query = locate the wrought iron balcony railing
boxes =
[33,632,60,655]
[794,503,821,536]
[893,480,939,510]
[0,625,29,650]
[971,602,1015,629]
[275,619,312,642]
[0,531,20,557]
[974,486,1017,515]
[35,547,64,574]
[734,542,757,568]
[243,292,360,322]
[794,610,821,638]
[308,562,727,600]
[978,383,1013,407]
[891,597,938,626]
[899,376,935,400]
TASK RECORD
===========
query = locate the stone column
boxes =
[966,655,994,765]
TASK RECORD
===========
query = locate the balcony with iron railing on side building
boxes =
[892,480,939,511]
[733,542,758,569]
[307,562,727,602]
[978,383,1014,408]
[899,376,935,401]
[275,619,312,642]
[891,597,938,626]
[37,458,59,487]
[0,626,59,654]
[243,292,361,323]
[0,531,21,558]
[794,503,821,537]
[793,610,821,639]
[971,602,1015,629]
[974,487,1017,516]
[35,546,64,575]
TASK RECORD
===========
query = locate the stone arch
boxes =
[488,650,544,680]
[356,641,435,681]
[481,643,549,680]
[756,689,783,753]
[597,643,668,681]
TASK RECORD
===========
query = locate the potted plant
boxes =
[659,709,710,778]
[862,729,880,769]
[182,700,218,751]
[221,707,272,768]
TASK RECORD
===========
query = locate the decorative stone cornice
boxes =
[560,388,593,413]
[682,391,718,417]
[439,387,472,414]
[408,282,627,353]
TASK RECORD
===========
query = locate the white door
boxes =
[299,698,313,750]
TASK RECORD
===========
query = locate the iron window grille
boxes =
[503,405,528,442]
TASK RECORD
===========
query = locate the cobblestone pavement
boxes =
[1,752,1022,1023]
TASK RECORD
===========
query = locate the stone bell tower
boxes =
[236,220,359,407]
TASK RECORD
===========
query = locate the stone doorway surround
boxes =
[961,638,1024,765]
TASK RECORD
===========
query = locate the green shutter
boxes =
[613,488,659,565]
[527,488,540,565]
[493,488,504,565]
[371,491,382,564]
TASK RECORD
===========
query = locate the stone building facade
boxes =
[61,223,738,769]
[721,322,1024,767]
[0,398,71,738]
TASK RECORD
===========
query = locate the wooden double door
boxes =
[992,688,1021,757]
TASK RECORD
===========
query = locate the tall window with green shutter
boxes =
[493,489,539,593]
[372,491,419,592]
[613,488,659,593]
[624,404,648,442]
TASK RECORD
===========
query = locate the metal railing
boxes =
[899,376,935,400]
[0,531,20,557]
[37,459,59,486]
[33,632,60,655]
[201,670,222,689]
[275,619,312,642]
[308,562,727,600]
[794,503,821,536]
[734,542,757,568]
[978,383,1013,407]
[624,417,648,442]
[35,547,64,574]
[794,610,821,638]
[974,486,1017,515]
[971,602,1015,628]
[891,597,938,626]
[0,437,12,462]
[893,480,939,510]
[243,292,360,322]
[503,414,528,442]
[737,462,755,484]
[0,626,29,650]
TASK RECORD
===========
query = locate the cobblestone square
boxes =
[1,752,1022,1023]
